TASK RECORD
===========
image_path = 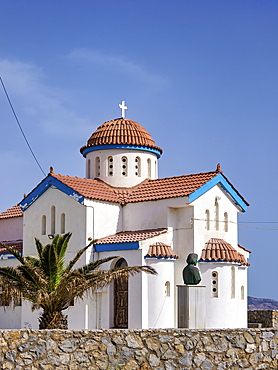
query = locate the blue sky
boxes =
[0,0,278,300]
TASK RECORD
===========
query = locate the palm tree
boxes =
[0,233,156,329]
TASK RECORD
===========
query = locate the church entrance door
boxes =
[114,258,128,328]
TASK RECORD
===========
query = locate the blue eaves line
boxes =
[189,173,247,212]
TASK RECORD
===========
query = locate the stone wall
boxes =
[0,328,278,369]
[248,310,278,328]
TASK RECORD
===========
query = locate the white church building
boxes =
[0,102,250,330]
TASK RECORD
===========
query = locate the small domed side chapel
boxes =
[0,101,250,330]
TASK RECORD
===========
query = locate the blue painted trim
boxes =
[0,252,22,260]
[144,256,177,260]
[198,260,241,265]
[82,144,161,158]
[189,173,247,212]
[19,176,84,212]
[95,242,139,252]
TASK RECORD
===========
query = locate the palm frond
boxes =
[35,238,43,260]
[41,243,59,291]
[25,256,40,267]
[77,256,118,275]
[64,239,98,275]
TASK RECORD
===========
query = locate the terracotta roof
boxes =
[238,244,251,254]
[96,228,168,245]
[80,118,162,155]
[145,242,179,259]
[199,238,250,266]
[50,170,221,204]
[126,171,219,203]
[51,173,121,203]
[0,240,23,254]
[24,165,248,207]
[0,205,23,219]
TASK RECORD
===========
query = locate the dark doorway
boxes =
[114,258,128,328]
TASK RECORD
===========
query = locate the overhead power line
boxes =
[0,77,47,178]
[192,218,278,231]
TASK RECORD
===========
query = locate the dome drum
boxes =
[82,118,162,187]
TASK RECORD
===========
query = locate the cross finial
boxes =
[119,101,128,118]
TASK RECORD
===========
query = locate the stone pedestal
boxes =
[177,285,206,329]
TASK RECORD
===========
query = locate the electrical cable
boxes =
[0,77,47,178]
[192,218,278,231]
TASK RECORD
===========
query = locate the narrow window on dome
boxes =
[155,160,157,178]
[231,266,235,299]
[224,212,228,232]
[241,285,244,300]
[205,210,210,230]
[215,197,219,231]
[165,281,170,297]
[135,157,141,177]
[211,271,218,298]
[60,213,65,234]
[87,159,91,179]
[147,158,151,178]
[42,215,46,235]
[121,156,128,177]
[108,156,113,176]
[51,206,55,235]
[95,157,100,177]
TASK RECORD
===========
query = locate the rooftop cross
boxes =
[119,101,128,118]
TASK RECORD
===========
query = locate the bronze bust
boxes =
[182,253,201,285]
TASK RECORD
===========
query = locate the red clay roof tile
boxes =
[80,118,163,155]
[0,240,23,254]
[145,242,179,259]
[51,173,121,203]
[49,168,248,206]
[96,228,168,245]
[0,205,23,219]
[199,238,250,266]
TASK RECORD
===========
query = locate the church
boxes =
[0,102,250,330]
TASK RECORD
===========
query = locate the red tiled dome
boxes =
[80,118,162,155]
[199,238,250,266]
[145,242,179,259]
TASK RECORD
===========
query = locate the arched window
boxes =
[215,197,219,231]
[114,258,128,328]
[241,285,244,300]
[135,157,141,177]
[87,159,91,179]
[147,158,151,178]
[224,212,228,232]
[60,213,65,234]
[42,215,46,235]
[165,281,170,297]
[108,156,113,176]
[95,157,100,177]
[231,266,235,298]
[211,271,218,298]
[51,206,55,235]
[205,210,210,230]
[121,156,128,177]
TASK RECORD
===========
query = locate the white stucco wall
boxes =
[85,148,158,187]
[191,184,240,257]
[0,216,23,242]
[123,197,190,231]
[146,258,176,328]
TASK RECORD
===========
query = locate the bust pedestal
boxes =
[177,285,206,329]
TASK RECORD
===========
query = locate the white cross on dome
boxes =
[119,101,128,118]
